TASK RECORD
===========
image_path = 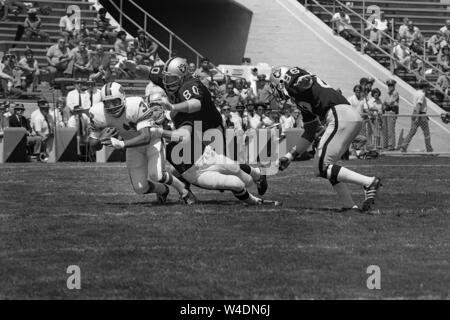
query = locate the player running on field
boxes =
[270,66,382,212]
[88,82,196,204]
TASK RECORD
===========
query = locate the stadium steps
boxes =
[234,0,450,153]
[306,0,450,38]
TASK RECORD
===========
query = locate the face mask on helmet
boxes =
[163,73,181,93]
[270,82,289,102]
[104,98,125,117]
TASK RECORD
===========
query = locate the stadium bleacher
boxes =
[0,0,149,105]
[303,0,450,110]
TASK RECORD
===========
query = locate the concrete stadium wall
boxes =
[100,0,252,65]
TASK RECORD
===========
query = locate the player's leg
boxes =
[146,140,190,196]
[315,106,380,210]
[126,147,167,197]
[203,148,267,195]
[194,170,262,205]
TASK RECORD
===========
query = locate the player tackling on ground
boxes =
[146,57,275,205]
[270,66,382,212]
[88,82,196,204]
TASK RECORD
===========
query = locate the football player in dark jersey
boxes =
[145,97,277,206]
[157,56,268,195]
[271,66,382,212]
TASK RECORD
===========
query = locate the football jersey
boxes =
[284,67,350,119]
[172,76,223,132]
[89,96,157,140]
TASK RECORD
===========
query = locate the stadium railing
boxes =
[303,0,450,105]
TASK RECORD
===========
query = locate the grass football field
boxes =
[1,156,449,299]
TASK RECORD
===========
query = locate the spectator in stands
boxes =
[347,84,366,116]
[392,37,411,71]
[134,29,159,65]
[89,44,112,82]
[46,38,73,85]
[222,82,241,110]
[194,57,216,87]
[279,105,295,136]
[400,81,433,153]
[18,49,40,92]
[255,74,272,104]
[248,101,262,130]
[188,62,196,75]
[221,104,235,129]
[237,78,255,103]
[261,105,276,128]
[30,98,53,156]
[85,79,101,108]
[437,45,450,71]
[23,8,50,42]
[53,97,69,128]
[75,21,96,48]
[382,79,399,151]
[249,67,258,95]
[374,12,389,46]
[234,103,247,131]
[70,40,92,78]
[67,103,90,151]
[330,6,358,41]
[66,78,90,111]
[59,7,78,45]
[8,103,42,158]
[398,17,410,39]
[1,0,28,21]
[435,69,450,103]
[0,101,9,134]
[0,53,22,99]
[291,108,303,129]
[439,19,450,43]
[114,31,128,59]
[403,20,423,47]
[93,8,117,44]
[427,33,445,55]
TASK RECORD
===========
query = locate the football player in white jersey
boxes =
[88,82,196,204]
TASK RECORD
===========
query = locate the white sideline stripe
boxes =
[276,0,450,135]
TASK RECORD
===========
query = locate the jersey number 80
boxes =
[183,86,199,100]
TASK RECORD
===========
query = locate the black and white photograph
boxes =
[1,0,450,305]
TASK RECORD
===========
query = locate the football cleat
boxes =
[361,177,382,212]
[157,185,170,205]
[181,188,197,205]
[256,174,268,196]
[260,199,282,206]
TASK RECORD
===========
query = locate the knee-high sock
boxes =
[332,183,356,208]
[327,165,374,187]
[147,181,167,195]
[240,164,261,182]
[160,171,187,196]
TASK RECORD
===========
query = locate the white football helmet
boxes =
[269,66,290,102]
[162,56,188,94]
[101,82,126,117]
